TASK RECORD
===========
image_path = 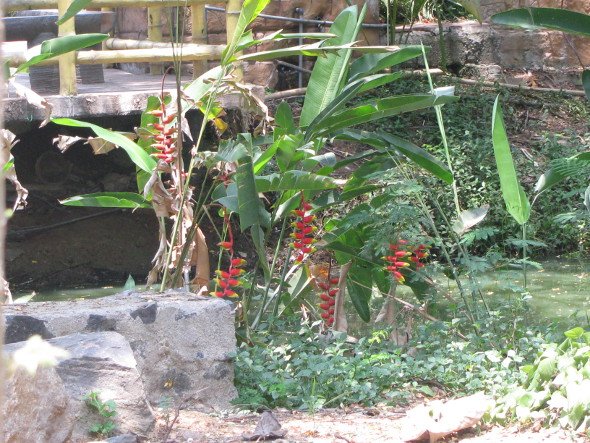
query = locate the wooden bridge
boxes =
[4,0,241,130]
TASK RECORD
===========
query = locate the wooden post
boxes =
[148,7,163,75]
[191,4,207,78]
[57,0,77,95]
[226,0,242,80]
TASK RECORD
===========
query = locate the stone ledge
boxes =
[4,291,238,411]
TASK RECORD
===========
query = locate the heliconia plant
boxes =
[49,0,460,334]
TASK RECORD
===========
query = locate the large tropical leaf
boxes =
[347,263,373,322]
[52,118,156,173]
[348,46,424,81]
[304,73,403,141]
[57,0,93,25]
[61,192,151,209]
[238,43,400,62]
[316,94,457,136]
[235,156,271,231]
[334,129,453,183]
[255,171,344,192]
[492,8,590,37]
[300,5,365,127]
[222,0,272,63]
[16,34,108,73]
[492,96,530,225]
[535,154,590,194]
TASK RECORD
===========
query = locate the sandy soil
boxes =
[153,408,588,443]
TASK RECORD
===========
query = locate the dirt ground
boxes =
[154,408,588,443]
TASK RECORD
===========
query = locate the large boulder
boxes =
[2,366,75,443]
[4,292,237,410]
[4,331,154,442]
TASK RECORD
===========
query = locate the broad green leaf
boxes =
[334,129,453,184]
[304,73,403,141]
[583,70,590,101]
[492,7,590,37]
[16,34,108,73]
[300,5,365,127]
[183,66,223,110]
[274,101,296,137]
[317,95,457,136]
[238,43,400,62]
[222,0,272,63]
[255,171,344,192]
[453,205,490,235]
[57,0,93,25]
[347,263,373,322]
[535,154,590,193]
[564,327,585,340]
[235,30,334,52]
[236,156,270,231]
[52,118,156,173]
[492,96,530,225]
[60,192,151,209]
[348,46,424,81]
[251,224,270,279]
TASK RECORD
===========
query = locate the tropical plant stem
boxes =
[268,246,294,333]
[522,222,528,290]
[252,216,290,329]
[415,192,475,322]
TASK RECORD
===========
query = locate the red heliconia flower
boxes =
[149,105,178,164]
[384,239,430,285]
[290,196,317,264]
[315,268,339,328]
[211,213,247,299]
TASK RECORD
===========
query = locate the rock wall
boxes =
[481,0,590,19]
[3,292,237,411]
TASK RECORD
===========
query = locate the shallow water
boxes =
[13,260,589,324]
[475,260,589,322]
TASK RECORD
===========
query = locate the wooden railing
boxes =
[5,0,242,95]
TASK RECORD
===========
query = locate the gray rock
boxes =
[2,366,75,443]
[4,292,237,410]
[5,331,154,442]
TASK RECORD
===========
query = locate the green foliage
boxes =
[492,96,530,226]
[85,391,117,438]
[234,304,547,410]
[491,328,590,435]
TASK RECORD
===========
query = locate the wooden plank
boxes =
[191,4,207,78]
[148,7,163,75]
[57,0,77,95]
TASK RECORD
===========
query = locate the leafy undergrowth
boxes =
[234,303,550,411]
[490,327,590,437]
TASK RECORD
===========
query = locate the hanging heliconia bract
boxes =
[317,274,339,327]
[211,214,246,298]
[383,240,430,284]
[148,106,178,164]
[290,197,317,264]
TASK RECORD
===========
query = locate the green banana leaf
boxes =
[347,263,373,322]
[255,171,344,192]
[236,156,271,231]
[492,96,530,225]
[61,192,151,209]
[316,94,457,136]
[52,118,156,173]
[492,7,590,37]
[300,5,366,127]
[57,0,93,24]
[222,0,272,64]
[348,46,424,81]
[16,34,108,74]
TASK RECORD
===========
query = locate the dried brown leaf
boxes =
[53,135,85,153]
[1,130,28,211]
[9,79,53,127]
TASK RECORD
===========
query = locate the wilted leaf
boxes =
[9,79,53,127]
[1,129,28,211]
[453,205,490,235]
[53,135,85,152]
